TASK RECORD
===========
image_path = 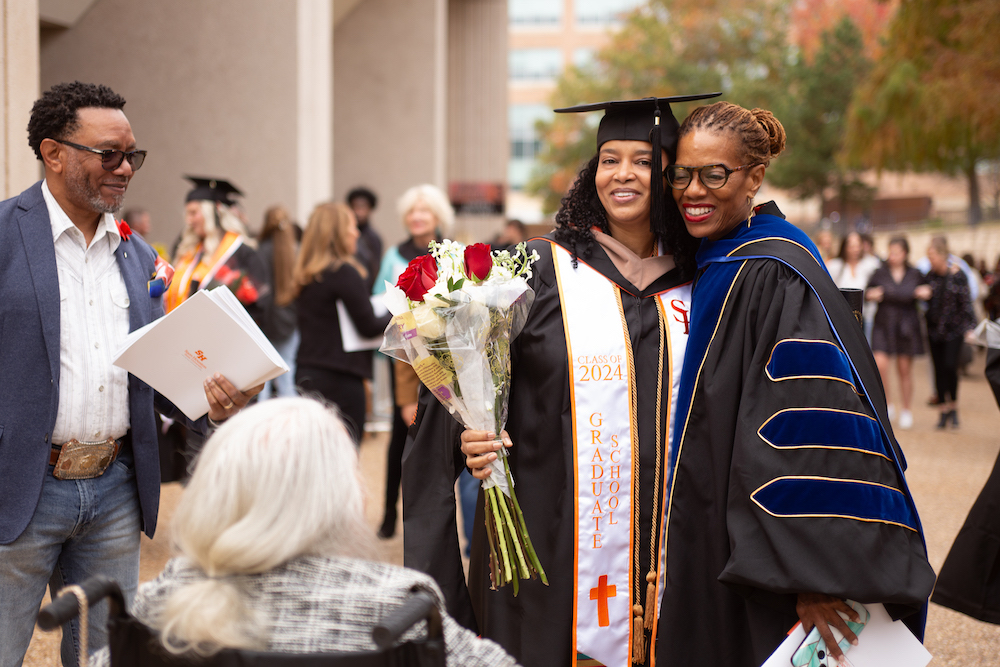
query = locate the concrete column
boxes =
[297,0,333,221]
[1,0,40,199]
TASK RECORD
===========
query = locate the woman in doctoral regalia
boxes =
[655,101,935,666]
[159,176,271,482]
[403,93,717,667]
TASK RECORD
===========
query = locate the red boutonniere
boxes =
[117,219,133,241]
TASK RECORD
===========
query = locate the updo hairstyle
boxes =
[678,102,787,167]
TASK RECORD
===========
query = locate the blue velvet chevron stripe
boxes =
[766,339,854,387]
[758,408,889,459]
[751,476,918,531]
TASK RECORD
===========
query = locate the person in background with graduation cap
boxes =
[166,177,271,329]
[403,93,717,667]
[656,101,934,666]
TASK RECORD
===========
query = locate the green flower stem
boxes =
[497,486,530,580]
[484,492,501,589]
[488,487,512,584]
[503,455,549,586]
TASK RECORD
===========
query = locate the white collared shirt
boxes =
[42,181,131,444]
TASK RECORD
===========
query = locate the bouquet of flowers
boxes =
[380,240,548,593]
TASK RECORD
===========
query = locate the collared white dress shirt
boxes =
[42,181,131,444]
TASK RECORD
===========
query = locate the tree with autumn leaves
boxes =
[844,0,1000,224]
[528,0,999,225]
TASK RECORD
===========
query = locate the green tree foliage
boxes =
[526,0,793,215]
[767,17,874,207]
[844,0,1000,224]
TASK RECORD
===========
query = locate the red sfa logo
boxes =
[670,299,690,335]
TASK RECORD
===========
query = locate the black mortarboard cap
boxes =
[554,93,721,238]
[185,176,243,206]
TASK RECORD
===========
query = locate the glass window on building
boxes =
[573,47,596,69]
[575,0,644,26]
[508,104,552,190]
[509,0,562,26]
[509,48,563,82]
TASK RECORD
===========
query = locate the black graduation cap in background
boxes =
[555,93,721,238]
[184,176,243,206]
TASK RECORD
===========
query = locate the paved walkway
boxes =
[25,354,1000,665]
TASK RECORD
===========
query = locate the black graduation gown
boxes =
[402,233,690,667]
[931,348,1000,624]
[656,211,935,666]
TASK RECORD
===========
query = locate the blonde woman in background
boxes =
[372,184,454,538]
[166,177,270,328]
[89,398,518,666]
[257,206,299,399]
[293,203,391,443]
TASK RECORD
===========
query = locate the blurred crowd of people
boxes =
[820,229,986,430]
[150,177,525,544]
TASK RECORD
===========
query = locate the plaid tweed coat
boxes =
[91,555,519,666]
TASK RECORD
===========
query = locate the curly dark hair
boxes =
[27,81,127,160]
[346,186,378,209]
[554,155,700,278]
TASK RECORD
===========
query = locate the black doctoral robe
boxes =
[931,348,1000,624]
[656,207,935,666]
[402,233,691,667]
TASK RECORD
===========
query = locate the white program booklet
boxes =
[338,293,388,352]
[762,603,931,667]
[113,287,289,420]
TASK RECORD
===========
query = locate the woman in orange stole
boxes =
[166,176,270,327]
[159,177,271,482]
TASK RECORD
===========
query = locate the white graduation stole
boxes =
[551,243,690,667]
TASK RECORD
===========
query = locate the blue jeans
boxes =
[0,453,141,667]
[259,330,300,400]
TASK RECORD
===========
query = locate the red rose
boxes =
[116,220,132,241]
[235,276,259,304]
[397,255,439,302]
[464,243,493,281]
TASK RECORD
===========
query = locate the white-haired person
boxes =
[90,397,518,666]
[371,184,455,538]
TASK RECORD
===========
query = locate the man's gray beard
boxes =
[65,161,126,215]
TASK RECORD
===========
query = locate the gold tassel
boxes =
[632,605,645,664]
[643,571,657,630]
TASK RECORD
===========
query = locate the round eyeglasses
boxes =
[665,163,749,190]
[52,139,147,172]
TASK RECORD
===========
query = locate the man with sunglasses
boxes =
[0,81,260,666]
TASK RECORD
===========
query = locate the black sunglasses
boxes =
[665,163,749,190]
[52,139,147,172]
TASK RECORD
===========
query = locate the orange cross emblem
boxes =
[589,574,616,627]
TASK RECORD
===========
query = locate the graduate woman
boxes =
[655,102,935,666]
[404,93,716,667]
[166,177,269,325]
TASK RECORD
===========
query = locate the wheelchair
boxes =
[38,575,445,667]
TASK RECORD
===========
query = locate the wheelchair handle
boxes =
[37,575,124,630]
[372,589,442,650]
